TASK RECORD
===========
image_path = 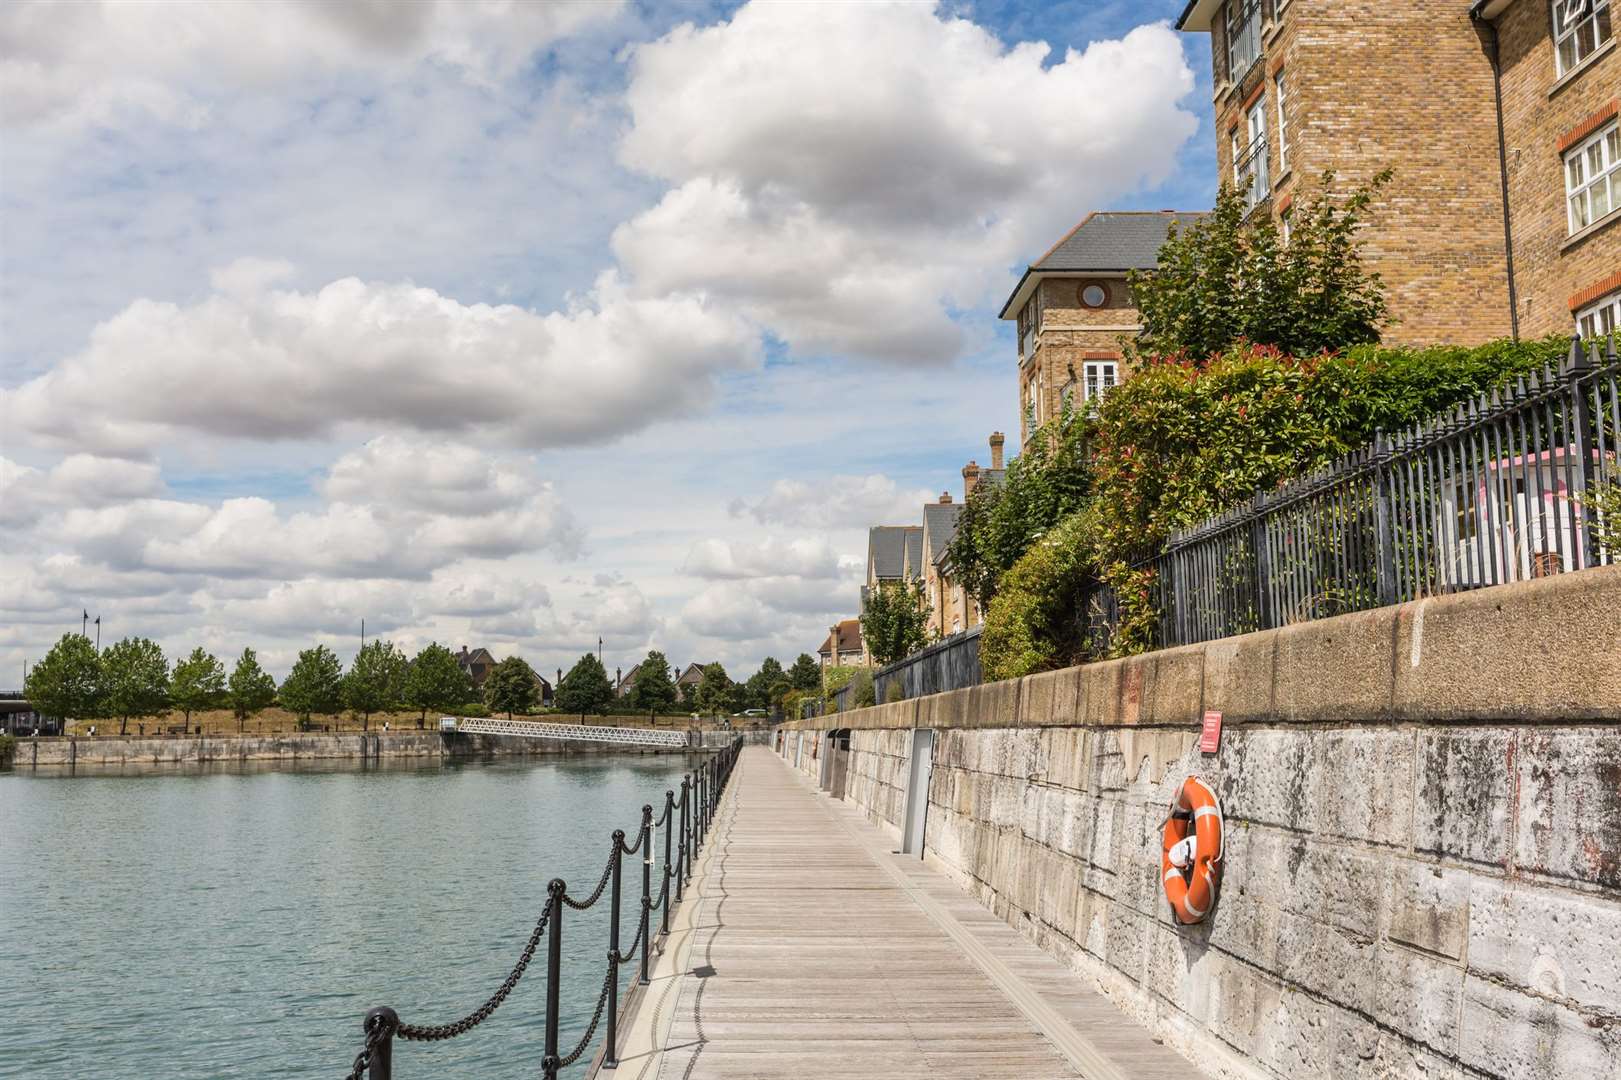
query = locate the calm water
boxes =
[0,755,699,1079]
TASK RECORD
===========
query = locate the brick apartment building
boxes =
[999,211,1205,444]
[1176,0,1618,344]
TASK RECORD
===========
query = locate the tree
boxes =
[860,580,933,666]
[102,637,170,736]
[24,634,105,733]
[227,648,277,733]
[787,653,821,692]
[555,653,614,715]
[743,657,785,710]
[403,643,474,726]
[343,639,407,731]
[484,656,541,720]
[169,647,225,729]
[281,645,344,730]
[693,663,733,718]
[1129,171,1391,361]
[629,650,678,716]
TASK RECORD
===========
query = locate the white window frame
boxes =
[1275,71,1290,173]
[1226,0,1262,80]
[1280,208,1293,245]
[1233,94,1270,209]
[1552,0,1612,77]
[1083,360,1118,403]
[1564,119,1620,235]
[1576,290,1620,339]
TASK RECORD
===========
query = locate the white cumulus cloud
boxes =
[614,3,1198,362]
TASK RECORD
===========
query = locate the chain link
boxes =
[558,964,616,1067]
[394,907,550,1041]
[618,824,647,857]
[344,1011,393,1079]
[563,850,615,911]
[616,911,647,963]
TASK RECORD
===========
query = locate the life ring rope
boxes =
[1161,776,1223,924]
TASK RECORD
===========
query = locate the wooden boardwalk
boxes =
[610,746,1200,1080]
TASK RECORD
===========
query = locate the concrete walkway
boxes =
[610,745,1200,1080]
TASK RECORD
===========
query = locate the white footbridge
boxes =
[446,717,690,748]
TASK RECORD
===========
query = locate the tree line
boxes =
[24,633,832,732]
[24,634,486,733]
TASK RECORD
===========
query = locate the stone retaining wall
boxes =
[13,730,712,769]
[778,565,1621,1080]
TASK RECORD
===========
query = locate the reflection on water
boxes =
[0,754,699,1078]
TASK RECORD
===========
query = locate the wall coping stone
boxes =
[783,564,1621,733]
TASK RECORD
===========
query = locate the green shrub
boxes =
[977,336,1571,678]
[850,669,876,709]
[0,734,15,766]
[884,681,905,704]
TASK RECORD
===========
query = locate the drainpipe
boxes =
[1473,8,1520,340]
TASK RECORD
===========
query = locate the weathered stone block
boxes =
[1018,666,1081,727]
[1200,628,1276,724]
[1287,843,1384,939]
[1372,943,1462,1056]
[1079,659,1121,727]
[1458,974,1620,1079]
[1513,728,1621,890]
[1394,569,1621,722]
[1385,860,1469,961]
[1469,874,1621,1016]
[1273,605,1396,722]
[1146,643,1205,726]
[965,678,1021,730]
[1103,900,1148,981]
[1117,654,1155,726]
[1275,911,1379,1016]
[1415,729,1514,867]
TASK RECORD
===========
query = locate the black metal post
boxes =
[639,804,653,985]
[661,789,674,934]
[542,878,564,1080]
[1373,432,1399,606]
[677,778,689,899]
[363,1007,397,1080]
[605,830,624,1068]
[1567,339,1600,567]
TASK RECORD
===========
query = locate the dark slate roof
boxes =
[868,525,923,581]
[1034,211,1207,272]
[903,530,923,578]
[1000,211,1206,319]
[923,502,964,564]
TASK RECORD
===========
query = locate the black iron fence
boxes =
[1090,335,1621,651]
[871,625,982,704]
[343,737,743,1079]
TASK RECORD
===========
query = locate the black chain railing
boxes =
[342,737,744,1080]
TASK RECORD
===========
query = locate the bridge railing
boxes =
[343,736,745,1079]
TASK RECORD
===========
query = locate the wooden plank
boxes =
[610,746,1201,1080]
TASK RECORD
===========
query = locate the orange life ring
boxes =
[1161,776,1223,924]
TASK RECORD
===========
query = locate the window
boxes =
[1080,282,1109,308]
[1275,71,1290,172]
[1577,290,1620,338]
[1083,360,1118,402]
[1018,300,1037,357]
[1280,208,1293,244]
[1233,94,1270,209]
[1564,120,1620,234]
[1553,0,1612,77]
[1226,0,1262,79]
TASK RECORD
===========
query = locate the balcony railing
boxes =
[1226,0,1262,80]
[1235,134,1269,210]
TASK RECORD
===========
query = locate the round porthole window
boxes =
[1080,283,1109,308]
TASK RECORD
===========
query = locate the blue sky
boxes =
[0,0,1215,683]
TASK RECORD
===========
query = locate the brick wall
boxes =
[1019,276,1138,443]
[783,564,1621,1080]
[1207,0,1514,347]
[1494,0,1621,337]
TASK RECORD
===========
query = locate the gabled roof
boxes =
[675,663,707,685]
[922,502,964,565]
[459,647,497,667]
[867,525,924,581]
[999,211,1206,319]
[818,619,863,657]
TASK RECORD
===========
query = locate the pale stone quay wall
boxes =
[779,565,1621,1080]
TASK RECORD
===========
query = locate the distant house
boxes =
[923,431,1007,637]
[818,620,864,669]
[862,525,924,615]
[460,646,552,706]
[1000,211,1205,446]
[674,663,707,700]
[615,662,642,698]
[457,646,498,688]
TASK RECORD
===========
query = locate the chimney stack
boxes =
[962,459,981,500]
[989,431,1005,471]
[938,491,952,504]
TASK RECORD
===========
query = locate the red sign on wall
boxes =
[1200,710,1223,754]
